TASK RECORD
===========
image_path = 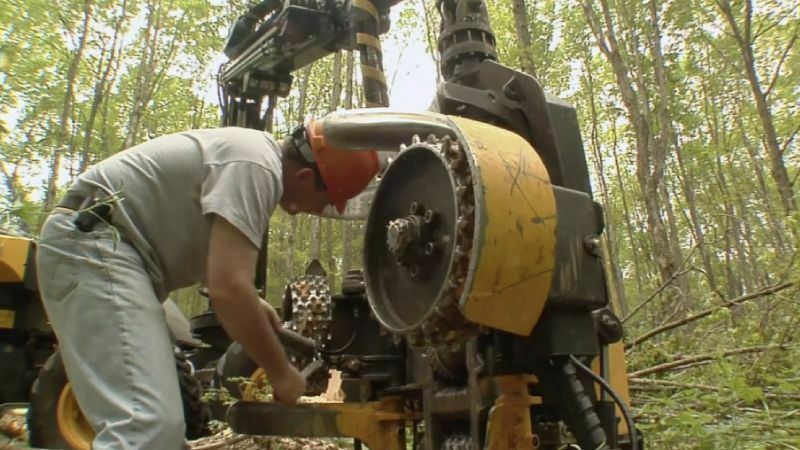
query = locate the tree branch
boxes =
[623,247,697,324]
[629,344,791,377]
[765,22,798,98]
[626,281,794,350]
[629,377,800,400]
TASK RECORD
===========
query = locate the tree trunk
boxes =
[326,219,336,292]
[122,0,179,148]
[716,0,795,214]
[583,0,681,293]
[293,65,315,269]
[79,0,128,173]
[580,45,626,313]
[340,50,355,274]
[43,0,94,214]
[673,136,717,293]
[419,0,441,83]
[511,0,537,77]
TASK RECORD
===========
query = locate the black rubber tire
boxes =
[28,351,70,449]
[28,349,210,448]
[174,348,210,439]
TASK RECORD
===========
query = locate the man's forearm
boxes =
[211,285,291,381]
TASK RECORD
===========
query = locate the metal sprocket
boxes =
[442,434,472,450]
[365,134,477,351]
[283,274,332,394]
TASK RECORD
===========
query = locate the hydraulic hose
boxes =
[536,356,610,450]
[352,0,389,107]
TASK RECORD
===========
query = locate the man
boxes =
[36,124,379,449]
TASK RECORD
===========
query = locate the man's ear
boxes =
[295,167,316,185]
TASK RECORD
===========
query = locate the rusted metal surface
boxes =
[485,375,540,450]
[227,397,418,450]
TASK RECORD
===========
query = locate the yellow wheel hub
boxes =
[56,382,93,450]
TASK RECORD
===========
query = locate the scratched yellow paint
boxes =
[450,117,557,336]
[0,234,31,283]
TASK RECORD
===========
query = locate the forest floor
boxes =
[0,405,350,450]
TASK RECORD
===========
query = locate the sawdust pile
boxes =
[189,429,350,450]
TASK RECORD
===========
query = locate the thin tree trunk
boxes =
[419,0,441,84]
[326,219,336,292]
[673,135,717,293]
[511,0,537,77]
[736,113,786,253]
[581,46,626,314]
[583,0,680,293]
[716,0,795,214]
[123,0,179,148]
[80,0,128,173]
[293,65,315,269]
[43,0,94,214]
[318,53,343,280]
[341,51,355,273]
[610,125,644,294]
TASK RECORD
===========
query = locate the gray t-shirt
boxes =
[67,127,283,300]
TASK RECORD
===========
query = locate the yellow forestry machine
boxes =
[215,0,643,449]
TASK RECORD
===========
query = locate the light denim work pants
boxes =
[37,210,185,449]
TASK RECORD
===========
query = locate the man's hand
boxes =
[257,299,306,403]
[271,364,307,404]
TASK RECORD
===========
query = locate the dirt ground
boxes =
[0,407,351,450]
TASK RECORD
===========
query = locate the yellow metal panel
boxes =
[0,235,31,283]
[450,117,557,336]
[326,397,411,450]
[0,310,15,329]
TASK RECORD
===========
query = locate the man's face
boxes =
[279,166,334,215]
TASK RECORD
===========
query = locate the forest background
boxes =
[1,0,798,447]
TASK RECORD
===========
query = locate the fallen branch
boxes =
[622,267,694,324]
[622,247,697,324]
[190,434,249,450]
[628,344,790,378]
[629,377,800,401]
[626,281,794,350]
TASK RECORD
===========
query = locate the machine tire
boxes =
[28,351,72,449]
[174,349,210,439]
[28,350,210,449]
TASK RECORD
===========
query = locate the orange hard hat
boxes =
[304,119,379,213]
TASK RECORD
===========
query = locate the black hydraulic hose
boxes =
[570,355,639,450]
[537,356,609,450]
[352,0,388,107]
